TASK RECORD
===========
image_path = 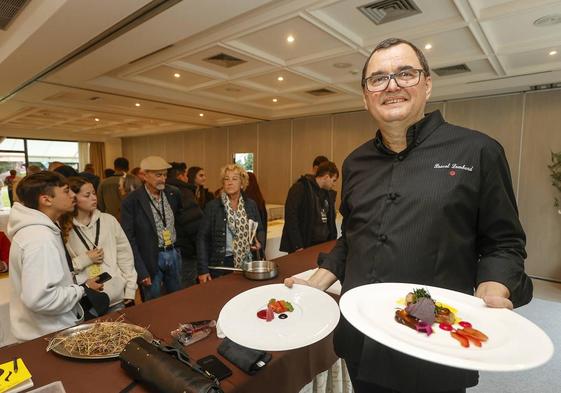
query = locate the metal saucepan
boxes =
[211,260,278,280]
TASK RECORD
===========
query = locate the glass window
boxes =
[0,151,26,207]
[233,152,254,172]
[0,138,24,151]
[27,139,79,170]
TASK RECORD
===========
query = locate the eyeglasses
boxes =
[363,69,425,92]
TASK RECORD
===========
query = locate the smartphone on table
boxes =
[197,355,232,381]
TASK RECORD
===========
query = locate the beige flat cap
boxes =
[140,156,171,171]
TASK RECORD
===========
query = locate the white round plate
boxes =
[218,284,340,351]
[340,283,553,371]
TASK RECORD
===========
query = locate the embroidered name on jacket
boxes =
[434,163,474,172]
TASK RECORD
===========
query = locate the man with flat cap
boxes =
[121,156,183,300]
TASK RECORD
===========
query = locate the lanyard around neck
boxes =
[146,189,167,227]
[73,218,100,251]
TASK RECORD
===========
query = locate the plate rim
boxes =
[218,283,340,351]
[340,282,554,372]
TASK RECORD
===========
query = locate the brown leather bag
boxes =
[119,337,223,393]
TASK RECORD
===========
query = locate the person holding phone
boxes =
[60,177,137,313]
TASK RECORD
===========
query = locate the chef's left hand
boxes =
[475,281,513,310]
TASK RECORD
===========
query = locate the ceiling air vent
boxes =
[358,0,421,25]
[0,0,30,30]
[307,88,337,97]
[432,64,471,77]
[203,53,246,68]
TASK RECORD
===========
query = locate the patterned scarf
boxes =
[221,191,252,268]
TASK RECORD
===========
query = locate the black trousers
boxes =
[347,362,466,393]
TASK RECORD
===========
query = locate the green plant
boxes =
[548,151,561,208]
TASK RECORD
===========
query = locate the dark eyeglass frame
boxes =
[362,68,425,92]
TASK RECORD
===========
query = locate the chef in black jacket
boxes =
[285,37,533,393]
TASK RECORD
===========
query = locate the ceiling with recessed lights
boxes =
[0,0,560,139]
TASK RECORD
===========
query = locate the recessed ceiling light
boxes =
[173,73,181,78]
[333,62,352,69]
[272,98,278,103]
[277,76,284,81]
[94,118,100,122]
[424,43,432,50]
[135,103,141,107]
[286,35,295,43]
[199,113,204,117]
[549,50,558,56]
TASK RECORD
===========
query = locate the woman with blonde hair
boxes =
[197,164,265,283]
[60,177,137,314]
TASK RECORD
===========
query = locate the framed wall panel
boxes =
[518,90,561,280]
[332,110,377,206]
[164,132,185,163]
[291,115,332,182]
[445,94,523,191]
[204,127,228,192]
[258,119,292,204]
[182,130,205,170]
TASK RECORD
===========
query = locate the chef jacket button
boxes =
[388,192,398,201]
[378,234,388,242]
[397,155,405,161]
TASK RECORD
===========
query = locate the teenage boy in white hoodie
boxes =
[7,171,103,342]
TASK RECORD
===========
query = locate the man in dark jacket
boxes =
[121,156,183,300]
[286,38,533,393]
[280,161,339,253]
[166,162,203,287]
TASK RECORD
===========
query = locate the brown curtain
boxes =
[89,142,106,178]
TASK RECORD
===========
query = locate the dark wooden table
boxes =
[0,242,338,393]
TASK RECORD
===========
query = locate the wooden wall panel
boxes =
[332,110,377,206]
[122,138,134,167]
[291,115,332,182]
[445,94,523,191]
[164,132,185,163]
[426,101,445,115]
[132,136,150,168]
[518,90,561,280]
[203,127,228,192]
[121,90,561,282]
[228,123,258,171]
[147,135,166,159]
[258,119,292,204]
[182,130,205,169]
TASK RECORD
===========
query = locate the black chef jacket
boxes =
[319,110,533,392]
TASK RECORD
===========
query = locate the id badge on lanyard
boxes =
[162,228,173,246]
[87,264,102,278]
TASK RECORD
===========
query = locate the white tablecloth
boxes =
[266,204,284,220]
[0,275,16,347]
[265,219,287,260]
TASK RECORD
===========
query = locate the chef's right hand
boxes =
[198,274,211,284]
[140,276,152,287]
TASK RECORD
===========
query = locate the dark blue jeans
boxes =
[142,248,182,300]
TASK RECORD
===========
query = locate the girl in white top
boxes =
[61,177,137,310]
